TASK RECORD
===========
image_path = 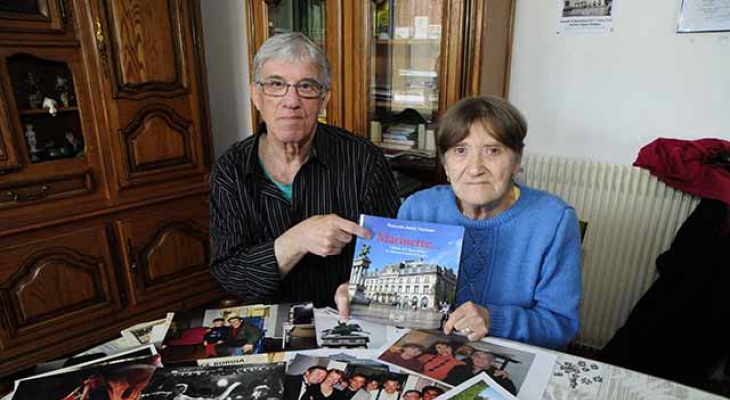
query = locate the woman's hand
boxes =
[334,282,351,321]
[443,301,490,341]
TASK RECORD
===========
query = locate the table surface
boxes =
[542,351,727,400]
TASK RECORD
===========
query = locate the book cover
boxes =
[347,215,464,329]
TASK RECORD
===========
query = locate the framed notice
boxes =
[677,0,730,33]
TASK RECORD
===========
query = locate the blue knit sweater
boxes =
[398,184,581,349]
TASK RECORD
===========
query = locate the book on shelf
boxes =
[347,214,465,329]
[379,141,415,151]
[383,138,417,146]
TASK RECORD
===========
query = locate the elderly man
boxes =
[210,32,399,307]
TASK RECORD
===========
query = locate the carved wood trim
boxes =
[119,104,195,180]
[0,0,65,34]
[98,0,189,99]
[135,220,209,293]
[0,247,113,332]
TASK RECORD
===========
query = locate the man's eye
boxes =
[267,81,286,88]
[298,82,314,90]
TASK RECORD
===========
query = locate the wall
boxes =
[508,0,730,165]
[201,1,253,159]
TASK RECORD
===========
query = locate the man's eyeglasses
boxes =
[256,79,327,99]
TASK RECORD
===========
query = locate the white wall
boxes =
[509,0,730,165]
[201,1,253,159]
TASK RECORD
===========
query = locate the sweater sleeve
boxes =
[209,157,282,303]
[486,207,582,350]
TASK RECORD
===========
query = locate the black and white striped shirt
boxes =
[210,123,400,307]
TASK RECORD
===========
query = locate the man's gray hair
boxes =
[252,32,332,90]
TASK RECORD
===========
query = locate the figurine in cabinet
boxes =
[26,72,43,109]
[42,97,58,116]
[25,124,40,162]
[55,75,74,107]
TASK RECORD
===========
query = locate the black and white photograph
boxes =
[140,362,285,400]
[377,330,556,399]
[558,0,617,34]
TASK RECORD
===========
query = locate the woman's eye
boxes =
[486,146,501,156]
[453,147,466,155]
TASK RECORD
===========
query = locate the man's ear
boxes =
[320,90,332,113]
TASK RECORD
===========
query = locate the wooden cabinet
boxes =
[0,0,217,378]
[245,0,514,194]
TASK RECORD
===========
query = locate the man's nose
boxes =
[281,84,303,107]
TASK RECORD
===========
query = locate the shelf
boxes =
[376,39,440,45]
[19,106,79,116]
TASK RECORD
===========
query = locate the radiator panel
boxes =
[521,154,699,348]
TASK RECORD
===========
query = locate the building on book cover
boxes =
[348,215,464,329]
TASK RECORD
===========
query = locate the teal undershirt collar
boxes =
[259,158,293,201]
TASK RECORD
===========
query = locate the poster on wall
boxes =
[677,0,730,32]
[557,0,616,35]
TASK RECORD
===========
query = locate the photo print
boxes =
[436,372,517,400]
[13,354,161,400]
[140,362,285,400]
[377,330,557,399]
[314,307,407,350]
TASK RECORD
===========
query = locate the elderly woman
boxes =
[398,96,581,349]
[211,32,399,307]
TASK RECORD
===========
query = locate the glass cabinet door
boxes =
[248,0,336,125]
[368,0,443,155]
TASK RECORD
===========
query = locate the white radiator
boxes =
[520,153,700,348]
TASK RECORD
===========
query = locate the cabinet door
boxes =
[0,0,67,34]
[90,0,211,192]
[0,224,122,360]
[115,196,217,308]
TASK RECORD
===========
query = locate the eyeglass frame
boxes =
[255,78,329,99]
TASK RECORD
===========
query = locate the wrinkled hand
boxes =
[443,301,490,341]
[293,214,371,257]
[335,282,351,321]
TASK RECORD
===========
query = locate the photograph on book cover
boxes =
[13,354,161,400]
[161,303,316,364]
[314,307,406,350]
[141,362,285,400]
[437,371,517,400]
[377,330,557,400]
[348,215,464,329]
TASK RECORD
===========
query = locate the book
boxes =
[347,215,465,329]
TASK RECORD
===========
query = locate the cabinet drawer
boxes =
[0,223,122,352]
[0,170,94,209]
